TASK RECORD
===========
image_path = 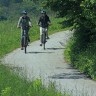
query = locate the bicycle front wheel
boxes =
[25,46,27,53]
[42,33,46,50]
[24,36,27,53]
[43,43,45,50]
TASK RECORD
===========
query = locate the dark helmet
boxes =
[22,10,27,15]
[41,10,46,14]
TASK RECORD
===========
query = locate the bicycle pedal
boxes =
[40,44,42,46]
[21,47,24,50]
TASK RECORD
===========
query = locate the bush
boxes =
[0,16,7,21]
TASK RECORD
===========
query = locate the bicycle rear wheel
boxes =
[25,46,27,53]
[24,36,27,53]
[42,33,46,50]
[43,43,45,50]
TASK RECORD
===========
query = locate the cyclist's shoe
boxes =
[27,36,30,42]
[46,37,49,39]
[40,44,42,46]
[21,47,24,50]
[28,39,30,42]
[27,42,29,46]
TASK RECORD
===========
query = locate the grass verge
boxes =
[64,32,96,80]
[0,64,70,96]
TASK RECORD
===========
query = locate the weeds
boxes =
[0,64,69,96]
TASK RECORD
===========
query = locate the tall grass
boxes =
[0,64,70,96]
[64,34,96,80]
[0,21,20,57]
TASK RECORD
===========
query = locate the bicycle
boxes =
[41,28,47,50]
[21,29,28,53]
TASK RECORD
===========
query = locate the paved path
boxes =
[1,30,96,96]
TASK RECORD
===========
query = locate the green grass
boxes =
[64,35,96,80]
[64,38,73,63]
[0,21,20,57]
[0,64,70,96]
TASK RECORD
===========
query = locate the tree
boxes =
[14,0,23,3]
[46,0,96,44]
[0,0,11,7]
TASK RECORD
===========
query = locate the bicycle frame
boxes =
[41,28,47,50]
[22,29,28,53]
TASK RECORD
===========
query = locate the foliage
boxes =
[65,37,96,80]
[45,0,96,45]
[0,0,45,20]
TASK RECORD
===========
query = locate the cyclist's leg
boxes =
[46,27,49,39]
[25,27,30,43]
[40,27,43,46]
[21,29,24,50]
[27,27,30,42]
[44,28,47,42]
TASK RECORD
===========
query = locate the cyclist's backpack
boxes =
[39,15,50,28]
[21,16,30,27]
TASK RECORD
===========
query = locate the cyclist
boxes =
[38,10,51,46]
[17,10,32,50]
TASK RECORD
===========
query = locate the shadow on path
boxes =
[49,72,86,79]
[27,51,54,54]
[46,48,65,50]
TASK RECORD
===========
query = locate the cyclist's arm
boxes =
[47,16,51,25]
[17,17,22,28]
[48,20,51,26]
[29,21,32,27]
[38,17,41,26]
[28,18,32,27]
